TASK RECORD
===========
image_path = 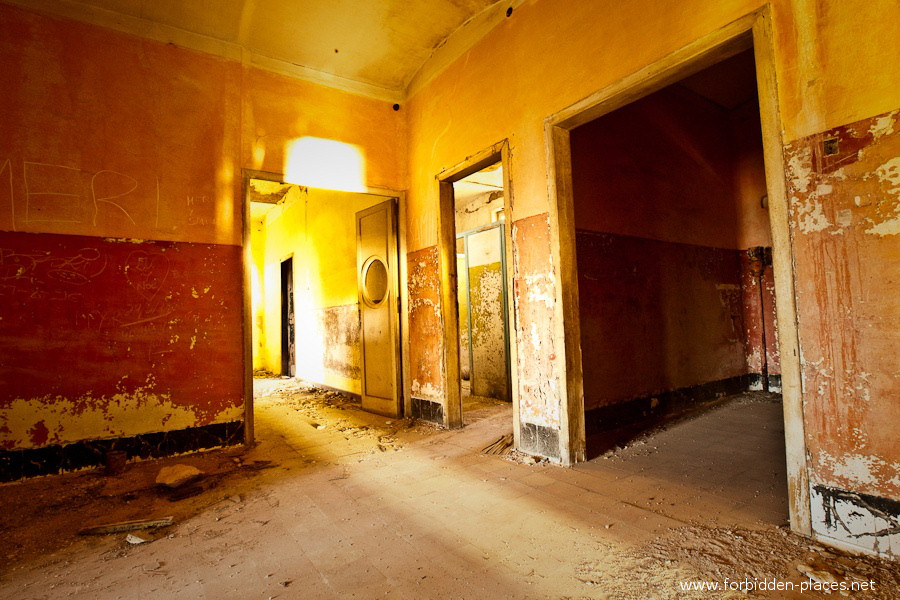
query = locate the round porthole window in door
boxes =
[362,256,389,307]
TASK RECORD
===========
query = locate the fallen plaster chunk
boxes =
[797,562,843,588]
[155,464,204,488]
[125,533,150,545]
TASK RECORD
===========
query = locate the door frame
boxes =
[436,140,519,438]
[241,169,410,444]
[544,5,810,534]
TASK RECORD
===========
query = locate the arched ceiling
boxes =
[9,0,522,101]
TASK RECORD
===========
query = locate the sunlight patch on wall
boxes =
[216,162,235,243]
[284,138,367,193]
[293,292,327,384]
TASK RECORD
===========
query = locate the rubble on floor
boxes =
[155,465,203,488]
[1,384,897,599]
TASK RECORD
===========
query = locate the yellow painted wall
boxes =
[242,67,407,194]
[402,0,900,551]
[0,2,406,452]
[250,215,268,373]
[405,0,900,251]
[0,3,407,246]
[251,187,386,394]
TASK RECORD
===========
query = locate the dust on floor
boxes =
[0,384,897,599]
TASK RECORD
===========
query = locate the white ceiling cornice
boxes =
[2,0,526,104]
[3,0,402,103]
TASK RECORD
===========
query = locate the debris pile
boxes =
[579,525,900,599]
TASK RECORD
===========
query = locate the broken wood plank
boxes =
[481,433,514,456]
[78,516,174,536]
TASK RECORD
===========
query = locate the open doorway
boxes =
[280,257,295,377]
[436,143,518,432]
[452,162,512,422]
[550,32,801,527]
[244,176,403,426]
[572,49,782,457]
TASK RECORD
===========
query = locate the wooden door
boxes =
[356,199,401,416]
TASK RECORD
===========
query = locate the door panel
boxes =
[356,199,401,417]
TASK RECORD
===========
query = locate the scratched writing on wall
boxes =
[0,245,177,332]
[0,246,107,326]
[0,158,216,234]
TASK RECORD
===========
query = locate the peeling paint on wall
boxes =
[816,452,900,492]
[785,109,900,238]
[740,250,781,383]
[867,156,900,235]
[460,224,508,401]
[456,253,470,380]
[512,213,560,429]
[407,246,443,402]
[785,108,900,509]
[285,303,363,392]
[1,390,241,451]
[0,232,244,451]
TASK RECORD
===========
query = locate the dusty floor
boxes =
[1,383,898,599]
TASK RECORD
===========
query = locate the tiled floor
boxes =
[2,386,896,599]
[584,394,790,527]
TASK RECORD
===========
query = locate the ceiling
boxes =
[454,162,503,207]
[13,0,518,100]
[248,178,293,219]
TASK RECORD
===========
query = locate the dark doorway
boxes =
[280,257,295,377]
[570,48,782,457]
[564,46,788,526]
